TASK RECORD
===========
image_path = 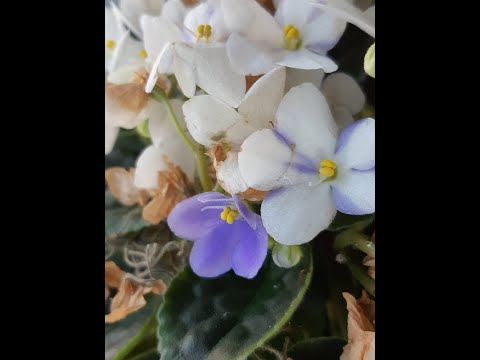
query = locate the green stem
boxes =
[196,145,213,191]
[334,232,375,257]
[151,87,197,154]
[347,262,375,297]
[112,312,157,360]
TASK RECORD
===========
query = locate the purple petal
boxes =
[168,192,229,241]
[231,218,268,279]
[335,118,375,171]
[332,168,375,215]
[189,222,239,278]
[232,195,257,230]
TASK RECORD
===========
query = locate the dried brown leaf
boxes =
[362,255,375,279]
[240,188,268,202]
[256,0,276,14]
[340,291,375,360]
[246,75,263,91]
[105,82,149,112]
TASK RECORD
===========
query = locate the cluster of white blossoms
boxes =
[105,0,375,246]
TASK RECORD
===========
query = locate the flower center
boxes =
[319,159,337,178]
[220,206,239,225]
[106,39,116,49]
[139,49,147,59]
[283,24,301,51]
[196,24,212,42]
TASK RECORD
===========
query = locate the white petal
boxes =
[274,0,313,29]
[332,168,375,214]
[162,0,187,28]
[144,43,174,93]
[105,8,121,41]
[120,0,164,34]
[173,43,197,98]
[107,64,139,84]
[194,44,246,107]
[303,8,347,53]
[221,0,283,48]
[322,72,365,114]
[182,95,242,147]
[184,3,228,43]
[238,66,286,130]
[216,151,249,194]
[276,83,338,163]
[140,14,182,63]
[105,121,119,155]
[285,68,325,92]
[334,117,375,170]
[363,5,375,24]
[135,141,195,189]
[310,0,375,38]
[148,99,188,148]
[226,33,278,76]
[331,106,354,131]
[105,93,148,129]
[238,129,292,191]
[276,48,338,72]
[261,183,336,245]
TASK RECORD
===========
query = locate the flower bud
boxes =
[272,243,302,268]
[364,43,375,78]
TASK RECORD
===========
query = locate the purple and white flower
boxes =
[221,0,347,75]
[168,192,268,278]
[237,83,375,245]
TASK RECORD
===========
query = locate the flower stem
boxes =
[347,262,375,297]
[150,86,213,192]
[151,87,197,154]
[334,231,375,257]
[196,145,213,191]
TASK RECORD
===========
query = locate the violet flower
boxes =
[167,192,268,279]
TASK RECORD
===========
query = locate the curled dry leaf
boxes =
[256,0,276,14]
[340,291,375,360]
[240,187,268,202]
[105,261,167,324]
[105,167,151,206]
[142,158,196,225]
[246,75,263,92]
[362,255,375,279]
[105,82,150,113]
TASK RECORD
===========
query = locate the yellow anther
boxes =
[105,39,116,49]
[320,160,337,170]
[139,49,147,59]
[319,159,337,178]
[197,24,205,35]
[283,24,294,36]
[226,213,235,225]
[220,207,238,224]
[204,24,212,42]
[286,27,300,40]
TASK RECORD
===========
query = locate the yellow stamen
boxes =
[105,40,116,49]
[286,28,300,40]
[320,160,337,170]
[226,213,235,224]
[220,207,238,224]
[319,159,337,178]
[204,25,212,42]
[283,24,294,36]
[196,24,205,41]
[282,25,301,51]
[139,49,147,59]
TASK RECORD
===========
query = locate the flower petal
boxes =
[238,66,286,130]
[285,68,325,92]
[276,48,338,72]
[168,193,230,242]
[216,151,250,195]
[172,42,197,98]
[261,183,336,245]
[275,83,338,163]
[194,44,246,107]
[303,8,347,53]
[332,168,375,215]
[274,0,313,29]
[231,217,268,278]
[335,117,375,170]
[330,106,355,131]
[141,14,182,63]
[161,0,186,28]
[105,121,119,155]
[232,194,257,229]
[221,0,283,48]
[322,72,365,115]
[189,221,239,277]
[120,0,164,34]
[238,129,292,191]
[183,95,242,147]
[226,33,278,76]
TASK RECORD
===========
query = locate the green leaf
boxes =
[105,205,150,239]
[287,337,346,360]
[328,212,374,232]
[106,295,162,360]
[157,247,313,360]
[105,130,148,169]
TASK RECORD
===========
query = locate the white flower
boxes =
[182,66,286,194]
[221,0,347,75]
[105,7,145,73]
[311,0,375,38]
[237,83,375,245]
[143,1,246,107]
[117,0,165,37]
[134,98,196,189]
[105,120,119,155]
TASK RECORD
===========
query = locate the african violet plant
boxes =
[105,0,375,359]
